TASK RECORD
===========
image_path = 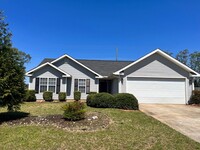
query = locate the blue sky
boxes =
[1,0,200,72]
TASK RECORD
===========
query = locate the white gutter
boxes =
[190,75,200,77]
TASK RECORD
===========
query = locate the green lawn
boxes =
[0,102,200,150]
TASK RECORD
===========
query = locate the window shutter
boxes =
[74,79,78,91]
[56,78,61,94]
[35,78,39,93]
[86,79,90,94]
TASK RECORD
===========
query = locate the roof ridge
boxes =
[77,59,133,62]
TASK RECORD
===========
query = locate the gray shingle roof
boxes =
[39,58,55,65]
[38,58,133,76]
[78,59,133,76]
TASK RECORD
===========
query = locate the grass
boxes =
[0,102,200,150]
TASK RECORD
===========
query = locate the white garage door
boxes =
[127,77,186,104]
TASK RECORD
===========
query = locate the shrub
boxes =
[189,90,200,104]
[86,93,96,106]
[43,91,53,101]
[74,91,81,101]
[89,92,97,94]
[25,90,36,102]
[62,101,86,121]
[114,93,139,110]
[87,92,115,108]
[59,92,66,102]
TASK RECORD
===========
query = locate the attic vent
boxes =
[64,62,68,64]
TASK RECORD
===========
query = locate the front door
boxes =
[99,80,112,93]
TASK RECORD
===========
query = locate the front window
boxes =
[48,78,56,93]
[40,78,47,92]
[39,78,56,93]
[79,79,86,93]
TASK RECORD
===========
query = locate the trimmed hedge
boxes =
[86,93,96,106]
[86,92,139,110]
[89,92,97,94]
[74,91,81,101]
[43,91,53,101]
[25,90,36,102]
[59,92,66,101]
[86,92,115,108]
[114,93,139,110]
[189,90,200,104]
[62,101,86,121]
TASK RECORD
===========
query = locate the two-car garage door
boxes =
[127,77,186,104]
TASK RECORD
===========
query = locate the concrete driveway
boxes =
[140,104,200,143]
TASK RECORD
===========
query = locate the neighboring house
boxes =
[26,49,200,104]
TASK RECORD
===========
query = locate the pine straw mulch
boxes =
[1,112,111,132]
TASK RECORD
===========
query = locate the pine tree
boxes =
[0,11,12,47]
[0,11,31,111]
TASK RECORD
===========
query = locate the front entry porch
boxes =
[98,78,119,94]
[99,79,112,93]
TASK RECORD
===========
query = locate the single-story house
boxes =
[26,49,200,104]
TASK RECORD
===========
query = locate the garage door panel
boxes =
[137,97,184,104]
[127,77,185,104]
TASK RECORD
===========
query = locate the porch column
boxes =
[65,77,67,93]
[96,78,99,93]
[118,78,121,93]
[192,78,195,91]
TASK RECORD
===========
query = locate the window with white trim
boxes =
[40,78,47,92]
[48,78,56,93]
[74,79,90,93]
[39,78,56,93]
[79,79,86,93]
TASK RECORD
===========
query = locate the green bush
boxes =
[89,92,97,94]
[43,91,53,101]
[25,90,36,102]
[59,92,66,101]
[86,92,139,110]
[86,93,96,106]
[189,90,200,104]
[114,93,139,110]
[74,91,81,101]
[87,92,115,108]
[62,101,86,121]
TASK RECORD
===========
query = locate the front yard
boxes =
[0,102,200,150]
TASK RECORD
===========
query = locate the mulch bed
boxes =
[2,112,111,131]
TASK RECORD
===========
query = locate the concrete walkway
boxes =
[140,104,200,143]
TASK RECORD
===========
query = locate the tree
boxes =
[163,50,173,56]
[175,49,189,65]
[0,11,12,47]
[190,51,200,74]
[163,48,200,87]
[0,11,31,111]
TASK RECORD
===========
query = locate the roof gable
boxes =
[51,54,103,77]
[38,57,133,77]
[26,62,71,77]
[114,49,200,76]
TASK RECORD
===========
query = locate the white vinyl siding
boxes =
[39,78,57,93]
[54,57,97,99]
[125,53,189,78]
